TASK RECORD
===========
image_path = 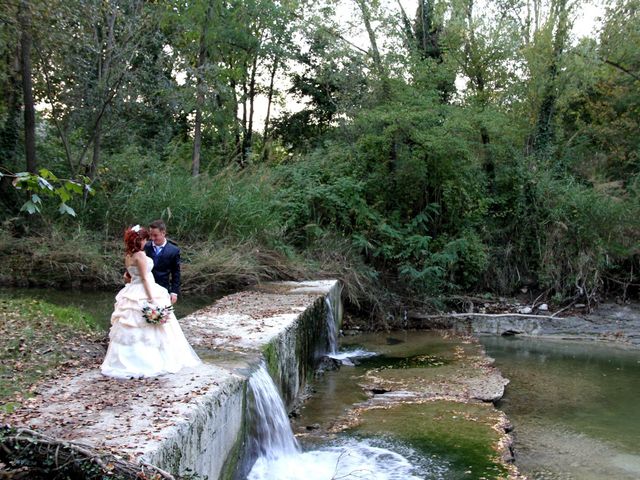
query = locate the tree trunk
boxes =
[262,56,279,140]
[191,2,213,177]
[89,7,116,182]
[192,95,203,176]
[0,45,21,165]
[415,0,442,61]
[243,51,259,165]
[239,61,249,168]
[191,26,208,177]
[531,0,569,157]
[36,44,75,175]
[396,0,415,51]
[354,0,389,95]
[229,76,242,162]
[19,0,36,173]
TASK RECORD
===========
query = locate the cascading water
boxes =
[246,353,424,480]
[324,296,338,355]
[248,438,428,480]
[247,363,300,461]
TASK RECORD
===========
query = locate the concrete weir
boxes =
[6,280,342,480]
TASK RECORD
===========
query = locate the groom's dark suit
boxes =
[144,240,181,296]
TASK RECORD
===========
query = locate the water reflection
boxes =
[481,336,640,480]
[0,287,218,330]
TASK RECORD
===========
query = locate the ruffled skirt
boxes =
[100,281,201,379]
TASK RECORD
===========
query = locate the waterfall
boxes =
[325,296,338,355]
[248,438,426,480]
[248,363,300,461]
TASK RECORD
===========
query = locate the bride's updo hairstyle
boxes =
[124,225,150,255]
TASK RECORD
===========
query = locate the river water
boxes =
[249,331,509,480]
[481,336,640,480]
[6,287,640,479]
[250,332,640,480]
[0,287,215,330]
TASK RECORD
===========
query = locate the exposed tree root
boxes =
[0,426,175,480]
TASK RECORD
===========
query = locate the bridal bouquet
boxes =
[142,303,173,325]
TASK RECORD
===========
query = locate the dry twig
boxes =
[0,426,175,479]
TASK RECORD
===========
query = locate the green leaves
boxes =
[58,203,77,217]
[9,169,91,217]
[20,195,41,215]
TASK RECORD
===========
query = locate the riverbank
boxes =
[0,231,301,292]
[0,230,382,320]
[0,294,105,412]
[405,301,640,349]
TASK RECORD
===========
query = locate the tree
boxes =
[529,0,573,158]
[18,0,36,173]
[0,2,22,168]
[35,0,149,179]
[191,0,214,176]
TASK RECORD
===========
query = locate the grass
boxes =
[0,294,105,413]
[0,226,121,289]
[4,296,102,331]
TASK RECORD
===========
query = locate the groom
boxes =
[145,219,181,305]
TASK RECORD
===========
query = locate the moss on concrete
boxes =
[220,383,249,480]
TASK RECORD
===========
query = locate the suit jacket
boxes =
[144,240,181,296]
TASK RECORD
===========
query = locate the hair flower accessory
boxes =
[132,224,141,233]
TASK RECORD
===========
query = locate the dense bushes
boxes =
[273,93,492,298]
[4,84,638,312]
[78,148,284,245]
[3,0,640,314]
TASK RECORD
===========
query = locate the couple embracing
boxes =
[100,220,201,379]
[130,219,180,304]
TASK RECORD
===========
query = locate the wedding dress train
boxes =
[101,256,201,378]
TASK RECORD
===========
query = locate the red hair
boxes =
[124,226,149,255]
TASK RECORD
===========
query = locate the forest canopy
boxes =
[1,0,639,313]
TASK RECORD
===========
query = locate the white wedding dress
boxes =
[101,256,201,379]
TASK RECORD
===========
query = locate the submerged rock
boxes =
[502,329,523,336]
[316,356,341,375]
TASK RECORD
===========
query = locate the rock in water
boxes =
[316,356,341,374]
[501,330,523,337]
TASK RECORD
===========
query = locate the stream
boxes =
[248,331,640,480]
[248,331,509,480]
[1,287,215,330]
[481,336,640,479]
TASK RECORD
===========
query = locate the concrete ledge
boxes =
[3,280,342,480]
[412,304,640,348]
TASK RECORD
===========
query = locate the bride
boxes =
[101,224,201,379]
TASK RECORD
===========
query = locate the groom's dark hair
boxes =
[149,219,166,232]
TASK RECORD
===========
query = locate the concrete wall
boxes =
[150,280,343,479]
[143,373,248,480]
[6,280,342,480]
